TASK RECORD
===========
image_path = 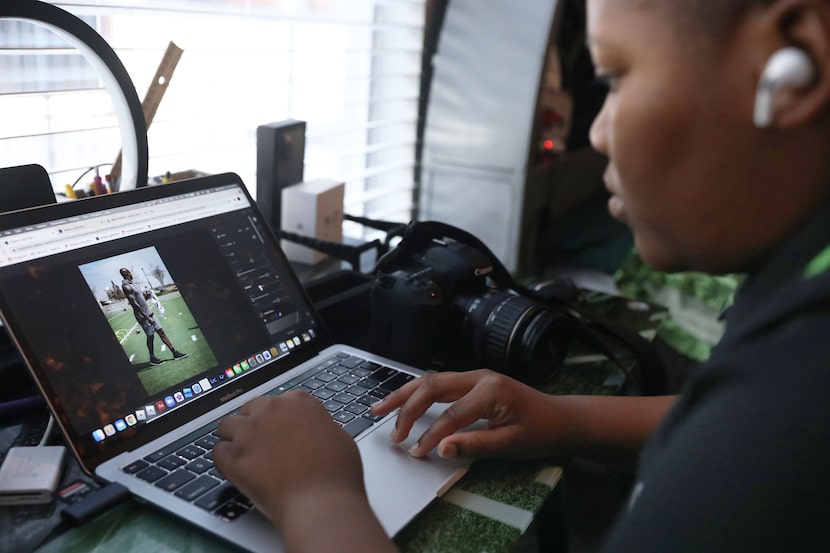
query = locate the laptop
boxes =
[0,172,473,552]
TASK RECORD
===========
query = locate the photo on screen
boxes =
[78,246,217,396]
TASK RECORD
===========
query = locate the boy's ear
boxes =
[752,0,830,128]
[754,47,815,127]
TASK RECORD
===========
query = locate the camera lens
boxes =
[454,291,571,384]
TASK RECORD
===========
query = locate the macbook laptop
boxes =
[0,172,473,552]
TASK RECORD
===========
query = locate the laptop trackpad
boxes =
[358,403,476,536]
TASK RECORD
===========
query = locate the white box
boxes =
[280,179,345,264]
[0,446,65,505]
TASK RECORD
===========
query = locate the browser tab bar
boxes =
[0,186,250,268]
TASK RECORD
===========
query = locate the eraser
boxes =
[0,445,66,505]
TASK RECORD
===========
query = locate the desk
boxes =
[1,285,665,553]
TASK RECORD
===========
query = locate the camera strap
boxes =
[374,220,516,288]
[533,291,667,396]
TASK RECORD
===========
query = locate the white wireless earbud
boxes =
[754,47,815,128]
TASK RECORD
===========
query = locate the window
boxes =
[0,0,425,240]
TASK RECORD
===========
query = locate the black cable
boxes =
[279,230,382,271]
[70,163,113,190]
[342,214,408,257]
[343,213,405,233]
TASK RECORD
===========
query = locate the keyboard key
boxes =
[312,388,336,400]
[136,465,168,483]
[325,381,348,392]
[342,417,373,438]
[315,371,338,383]
[333,411,355,424]
[195,434,219,450]
[337,356,364,368]
[175,475,221,502]
[371,367,398,383]
[157,455,187,471]
[186,458,213,474]
[143,450,170,464]
[380,373,414,392]
[361,377,383,389]
[362,412,384,423]
[337,374,361,385]
[333,392,357,405]
[357,395,380,407]
[215,500,251,521]
[312,357,341,370]
[301,378,325,390]
[155,468,196,492]
[345,403,368,415]
[176,445,206,460]
[369,388,391,400]
[359,361,381,371]
[235,494,253,509]
[195,482,240,511]
[346,384,370,397]
[322,400,343,412]
[122,459,149,474]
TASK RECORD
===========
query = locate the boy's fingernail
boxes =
[437,442,457,459]
[408,442,421,457]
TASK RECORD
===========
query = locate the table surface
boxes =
[1,290,666,553]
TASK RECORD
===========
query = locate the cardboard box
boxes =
[280,179,345,264]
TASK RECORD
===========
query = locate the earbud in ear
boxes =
[754,47,815,128]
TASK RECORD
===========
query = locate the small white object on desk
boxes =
[281,178,345,265]
[0,445,66,505]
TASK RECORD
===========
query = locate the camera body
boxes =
[370,235,571,384]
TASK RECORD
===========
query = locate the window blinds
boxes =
[0,0,425,238]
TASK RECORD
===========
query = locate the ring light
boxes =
[1,1,148,190]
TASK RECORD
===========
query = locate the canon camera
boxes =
[369,222,573,384]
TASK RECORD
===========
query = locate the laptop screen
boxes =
[0,173,331,471]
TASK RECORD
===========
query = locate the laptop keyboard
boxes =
[121,351,415,521]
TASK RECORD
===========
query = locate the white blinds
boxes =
[0,0,425,238]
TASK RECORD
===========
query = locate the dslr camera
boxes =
[369,222,573,384]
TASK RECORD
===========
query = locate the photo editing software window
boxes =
[0,185,320,453]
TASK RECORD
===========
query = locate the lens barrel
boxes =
[456,291,570,383]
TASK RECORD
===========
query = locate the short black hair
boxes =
[633,0,774,39]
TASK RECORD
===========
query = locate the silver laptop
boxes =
[0,172,472,552]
